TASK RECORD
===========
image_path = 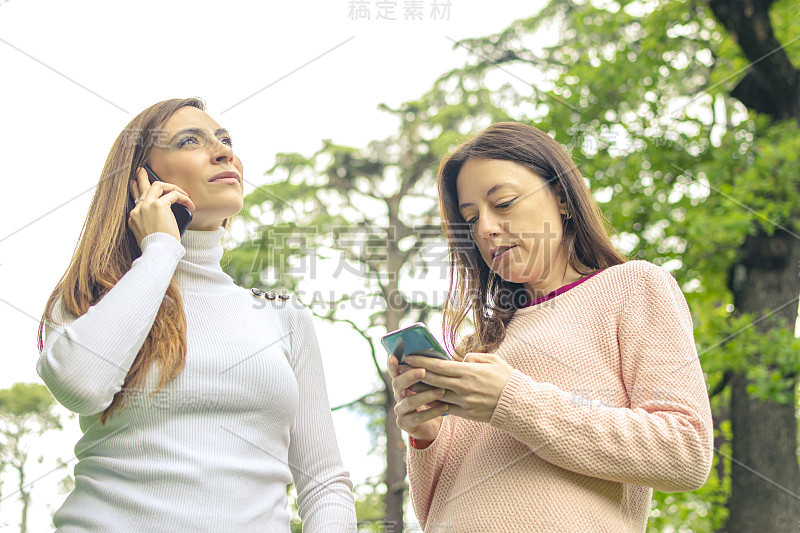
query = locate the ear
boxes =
[552,183,569,215]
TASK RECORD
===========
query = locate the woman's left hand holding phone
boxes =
[129,168,195,247]
[389,354,448,446]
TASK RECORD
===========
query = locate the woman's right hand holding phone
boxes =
[128,168,195,246]
[389,354,448,445]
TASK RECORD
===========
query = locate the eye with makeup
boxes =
[176,134,233,149]
[496,198,516,210]
[462,198,517,226]
[177,135,199,148]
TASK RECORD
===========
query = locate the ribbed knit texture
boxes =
[38,228,356,532]
[407,261,714,533]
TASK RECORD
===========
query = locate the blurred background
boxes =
[1,0,799,531]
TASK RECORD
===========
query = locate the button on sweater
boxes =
[38,228,356,532]
[407,260,713,533]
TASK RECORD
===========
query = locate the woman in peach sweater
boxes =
[388,122,713,532]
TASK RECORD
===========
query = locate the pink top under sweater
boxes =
[407,260,713,533]
[522,269,603,307]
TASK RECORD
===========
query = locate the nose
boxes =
[474,210,503,240]
[210,138,234,164]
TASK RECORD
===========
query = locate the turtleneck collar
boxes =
[175,226,236,294]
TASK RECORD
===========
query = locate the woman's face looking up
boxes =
[148,106,244,230]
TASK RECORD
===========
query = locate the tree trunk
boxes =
[17,466,28,533]
[383,208,406,531]
[726,230,800,532]
[704,2,800,530]
[384,388,406,532]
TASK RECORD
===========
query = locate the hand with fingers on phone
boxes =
[128,167,196,246]
[388,349,448,446]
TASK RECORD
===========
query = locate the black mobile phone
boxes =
[143,164,193,236]
[381,322,453,364]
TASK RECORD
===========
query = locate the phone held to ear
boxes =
[381,322,453,365]
[143,164,193,236]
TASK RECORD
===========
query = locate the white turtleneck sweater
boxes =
[38,228,356,532]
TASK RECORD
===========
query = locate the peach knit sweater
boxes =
[407,261,713,532]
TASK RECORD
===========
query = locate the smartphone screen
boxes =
[381,322,452,363]
[142,164,193,236]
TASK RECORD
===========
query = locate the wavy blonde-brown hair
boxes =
[437,122,626,358]
[37,97,230,424]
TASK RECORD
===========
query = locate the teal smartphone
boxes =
[381,322,452,364]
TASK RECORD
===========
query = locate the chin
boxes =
[488,266,519,284]
[221,199,244,216]
[498,265,546,286]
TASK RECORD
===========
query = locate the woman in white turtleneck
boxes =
[36,98,356,532]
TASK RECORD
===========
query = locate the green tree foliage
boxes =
[353,482,389,532]
[0,383,61,533]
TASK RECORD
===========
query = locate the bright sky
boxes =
[0,0,543,529]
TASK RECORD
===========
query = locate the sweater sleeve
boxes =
[406,414,455,529]
[489,264,714,492]
[285,304,356,532]
[37,233,185,416]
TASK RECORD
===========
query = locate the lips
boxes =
[490,245,518,261]
[209,171,241,183]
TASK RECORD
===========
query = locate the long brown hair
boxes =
[37,97,229,424]
[437,122,626,358]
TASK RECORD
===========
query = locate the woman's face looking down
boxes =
[456,157,575,297]
[148,106,244,230]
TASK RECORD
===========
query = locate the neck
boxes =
[523,260,583,301]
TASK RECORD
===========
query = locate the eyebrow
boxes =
[167,127,230,145]
[458,183,515,210]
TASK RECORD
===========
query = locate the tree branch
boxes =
[331,390,382,411]
[307,307,387,387]
[707,0,800,121]
[708,371,732,398]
